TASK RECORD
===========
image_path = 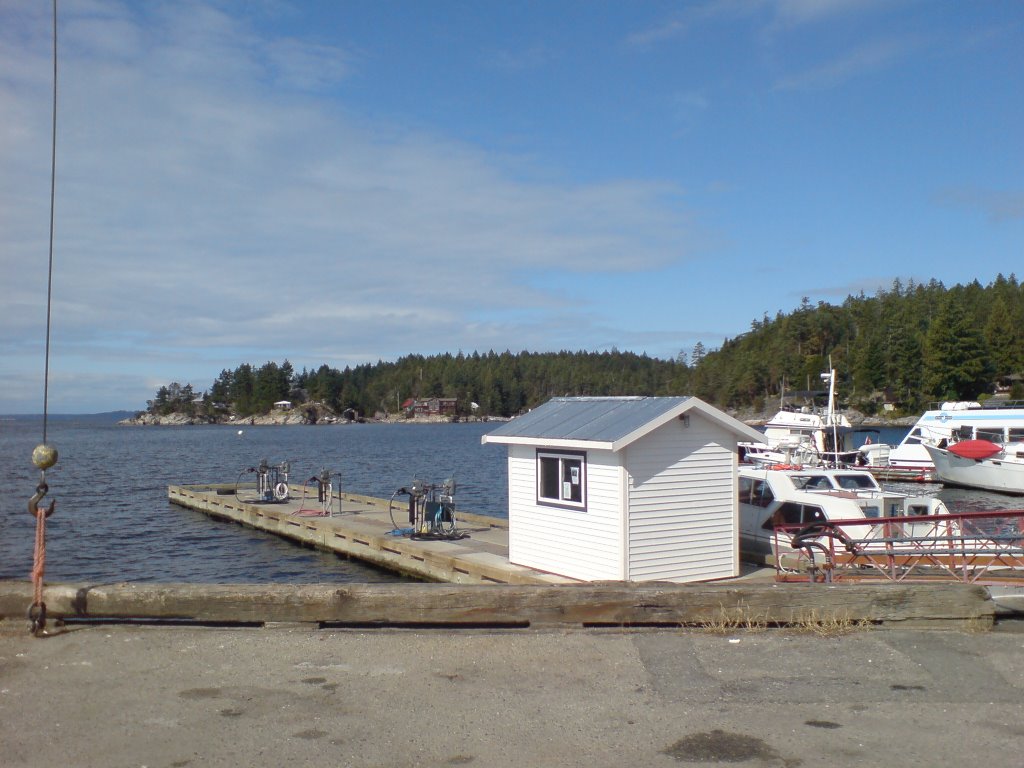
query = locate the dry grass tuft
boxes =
[790,608,872,637]
[698,602,770,633]
[696,605,874,636]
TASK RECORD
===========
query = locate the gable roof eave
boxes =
[608,396,765,451]
[479,435,614,451]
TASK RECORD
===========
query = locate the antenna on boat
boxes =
[820,356,840,466]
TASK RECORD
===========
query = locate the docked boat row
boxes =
[739,368,858,468]
[741,367,1024,494]
[736,462,1024,584]
[738,464,950,564]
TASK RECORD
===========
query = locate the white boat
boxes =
[740,368,857,468]
[738,464,950,563]
[860,400,1024,475]
[924,438,1024,495]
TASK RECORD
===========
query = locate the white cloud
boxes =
[626,0,892,47]
[0,0,694,411]
[936,187,1024,224]
[773,35,917,90]
[771,0,894,28]
[625,0,768,47]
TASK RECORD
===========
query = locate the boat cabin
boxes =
[737,466,946,563]
[481,396,765,583]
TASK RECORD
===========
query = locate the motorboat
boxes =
[740,368,857,468]
[738,464,950,563]
[859,400,1024,475]
[924,438,1024,495]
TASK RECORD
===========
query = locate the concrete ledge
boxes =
[0,580,995,630]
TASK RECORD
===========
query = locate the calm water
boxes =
[2,419,1018,584]
[1,417,507,584]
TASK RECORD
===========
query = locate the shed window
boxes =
[537,451,586,510]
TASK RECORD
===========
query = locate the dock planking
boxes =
[167,483,575,585]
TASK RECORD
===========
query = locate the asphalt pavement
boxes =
[2,619,1023,767]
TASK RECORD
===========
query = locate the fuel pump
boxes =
[309,467,335,516]
[247,459,291,502]
[388,476,460,539]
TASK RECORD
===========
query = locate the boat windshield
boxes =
[789,473,878,491]
[833,474,879,490]
[976,428,1004,444]
[790,474,833,490]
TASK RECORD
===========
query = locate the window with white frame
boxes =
[536,450,586,510]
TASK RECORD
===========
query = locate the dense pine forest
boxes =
[145,275,1024,420]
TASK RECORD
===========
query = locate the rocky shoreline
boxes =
[119,410,495,426]
[121,405,913,428]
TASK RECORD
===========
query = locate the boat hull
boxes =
[924,444,1024,495]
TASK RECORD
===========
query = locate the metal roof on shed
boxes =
[481,395,766,451]
[483,396,690,443]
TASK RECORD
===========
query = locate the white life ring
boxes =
[274,482,289,501]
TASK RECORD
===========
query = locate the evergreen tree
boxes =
[923,293,993,401]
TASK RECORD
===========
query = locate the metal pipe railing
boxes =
[772,509,1024,583]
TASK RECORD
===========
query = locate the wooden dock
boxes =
[168,483,576,585]
[138,483,1003,632]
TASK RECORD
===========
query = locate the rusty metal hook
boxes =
[28,602,47,636]
[29,482,56,519]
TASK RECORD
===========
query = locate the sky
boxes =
[2,0,1022,414]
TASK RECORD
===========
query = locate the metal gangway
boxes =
[772,509,1024,584]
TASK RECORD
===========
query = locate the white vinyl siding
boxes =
[497,406,743,584]
[626,418,737,583]
[507,445,624,581]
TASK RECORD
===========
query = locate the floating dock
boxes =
[168,483,575,585]
[863,466,938,483]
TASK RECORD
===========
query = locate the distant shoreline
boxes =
[116,408,910,429]
[117,412,506,427]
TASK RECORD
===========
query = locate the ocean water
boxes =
[1,416,507,584]
[2,418,1018,585]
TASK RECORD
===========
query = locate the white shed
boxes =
[481,396,766,583]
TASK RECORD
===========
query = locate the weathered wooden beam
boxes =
[0,580,994,630]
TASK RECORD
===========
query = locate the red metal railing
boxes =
[771,509,1024,583]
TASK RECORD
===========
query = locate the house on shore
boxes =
[402,397,458,417]
[481,396,766,584]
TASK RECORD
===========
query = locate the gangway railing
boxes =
[772,509,1024,584]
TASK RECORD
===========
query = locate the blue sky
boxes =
[2,0,1021,413]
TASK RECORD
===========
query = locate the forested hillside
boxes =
[695,275,1024,413]
[144,275,1024,420]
